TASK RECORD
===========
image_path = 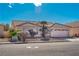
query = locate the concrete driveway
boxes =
[0,42,79,56]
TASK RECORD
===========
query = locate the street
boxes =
[0,42,79,56]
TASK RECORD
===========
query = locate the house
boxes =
[0,24,5,30]
[66,21,79,37]
[0,24,5,38]
[0,24,10,38]
[12,20,73,38]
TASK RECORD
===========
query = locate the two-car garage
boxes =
[50,29,69,37]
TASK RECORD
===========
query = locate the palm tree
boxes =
[40,21,48,40]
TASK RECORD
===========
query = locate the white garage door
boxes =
[51,30,69,37]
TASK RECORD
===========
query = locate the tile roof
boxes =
[12,20,72,29]
[66,21,79,28]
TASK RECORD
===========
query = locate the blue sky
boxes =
[0,3,79,24]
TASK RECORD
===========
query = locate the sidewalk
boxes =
[0,38,13,44]
[0,38,69,44]
[0,38,9,42]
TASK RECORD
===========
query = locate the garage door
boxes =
[51,30,69,37]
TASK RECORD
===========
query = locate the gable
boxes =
[12,20,42,31]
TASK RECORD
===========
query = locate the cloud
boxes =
[19,3,25,4]
[33,3,42,7]
[33,0,42,7]
[8,4,13,8]
[8,1,42,8]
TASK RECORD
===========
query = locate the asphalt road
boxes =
[0,42,79,56]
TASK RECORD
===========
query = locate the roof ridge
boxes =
[49,23,72,28]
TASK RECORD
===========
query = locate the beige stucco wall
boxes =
[69,28,79,37]
[0,25,5,30]
[4,31,11,38]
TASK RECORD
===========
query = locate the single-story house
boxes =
[11,20,79,38]
[66,21,79,37]
[0,24,5,38]
[0,24,10,38]
[0,24,5,30]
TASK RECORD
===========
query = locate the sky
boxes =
[0,3,79,24]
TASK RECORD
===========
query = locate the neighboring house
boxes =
[0,24,5,30]
[0,24,5,38]
[67,21,79,37]
[0,24,10,38]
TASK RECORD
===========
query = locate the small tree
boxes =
[9,29,18,42]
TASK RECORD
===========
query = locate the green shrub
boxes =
[9,29,17,36]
